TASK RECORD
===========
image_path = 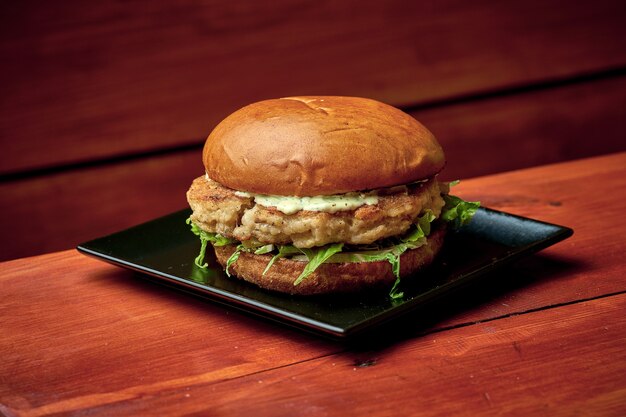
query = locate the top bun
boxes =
[203,96,445,196]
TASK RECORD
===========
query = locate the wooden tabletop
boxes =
[2,152,625,416]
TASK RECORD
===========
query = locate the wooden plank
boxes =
[2,0,625,174]
[1,76,625,261]
[0,150,200,261]
[0,251,338,415]
[415,76,626,181]
[1,250,624,416]
[78,293,626,416]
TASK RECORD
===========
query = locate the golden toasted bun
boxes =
[203,96,445,196]
[213,227,445,295]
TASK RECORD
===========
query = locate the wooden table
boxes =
[2,152,625,416]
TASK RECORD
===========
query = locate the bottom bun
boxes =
[213,227,446,295]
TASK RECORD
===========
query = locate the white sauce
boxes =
[234,191,379,215]
[205,173,427,215]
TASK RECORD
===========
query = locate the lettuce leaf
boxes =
[186,217,237,268]
[441,195,480,229]
[254,244,275,255]
[417,209,436,236]
[386,211,434,299]
[295,243,344,286]
[263,245,301,275]
[224,242,279,276]
[225,244,244,277]
[261,243,345,286]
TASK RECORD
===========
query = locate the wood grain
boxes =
[423,152,626,331]
[34,292,624,416]
[420,76,626,181]
[0,150,199,261]
[1,76,625,261]
[1,153,625,416]
[0,251,337,415]
[2,0,625,174]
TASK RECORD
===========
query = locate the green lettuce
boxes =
[186,217,236,268]
[441,194,480,229]
[224,244,244,277]
[263,245,302,275]
[295,243,344,285]
[385,211,433,299]
[259,243,345,285]
[254,244,275,255]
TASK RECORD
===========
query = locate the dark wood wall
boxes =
[1,0,625,261]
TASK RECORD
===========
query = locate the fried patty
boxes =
[187,177,447,248]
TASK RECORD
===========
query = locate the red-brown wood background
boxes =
[1,0,625,261]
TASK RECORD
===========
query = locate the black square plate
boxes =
[77,208,572,338]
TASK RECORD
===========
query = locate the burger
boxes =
[186,96,478,299]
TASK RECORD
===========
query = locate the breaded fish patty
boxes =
[187,177,446,248]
